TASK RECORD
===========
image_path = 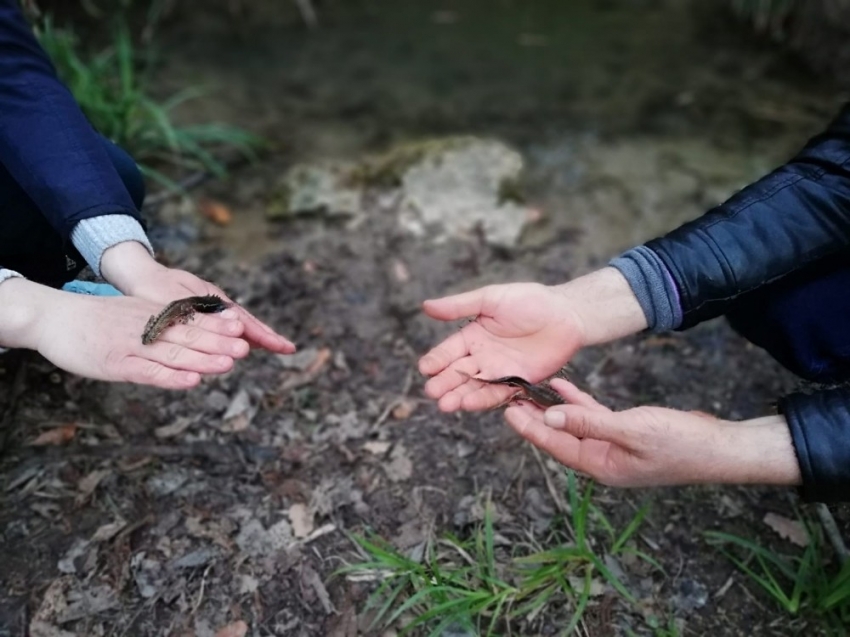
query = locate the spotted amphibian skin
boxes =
[141,295,231,345]
[456,371,566,409]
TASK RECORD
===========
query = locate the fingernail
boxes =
[218,356,232,367]
[221,309,238,319]
[227,322,241,334]
[233,342,248,356]
[544,410,566,429]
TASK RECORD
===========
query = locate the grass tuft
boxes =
[34,13,261,192]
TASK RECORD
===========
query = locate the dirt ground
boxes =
[2,1,850,636]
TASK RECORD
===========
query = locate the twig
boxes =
[192,563,215,615]
[529,446,576,541]
[816,503,848,564]
[372,369,414,428]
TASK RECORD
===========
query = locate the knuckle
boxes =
[141,361,163,381]
[167,344,182,363]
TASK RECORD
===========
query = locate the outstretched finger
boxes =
[122,357,202,389]
[223,303,296,354]
[548,378,608,412]
[423,354,479,399]
[422,287,489,322]
[419,330,472,376]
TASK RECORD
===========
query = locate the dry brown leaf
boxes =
[288,503,315,538]
[214,621,248,637]
[385,444,413,483]
[306,347,332,375]
[91,519,127,543]
[363,441,391,456]
[764,512,809,547]
[154,417,194,439]
[198,197,233,226]
[391,399,417,421]
[30,424,77,447]
[77,469,111,498]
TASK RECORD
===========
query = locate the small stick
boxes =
[816,503,848,564]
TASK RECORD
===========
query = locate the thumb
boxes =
[422,287,487,321]
[543,405,626,442]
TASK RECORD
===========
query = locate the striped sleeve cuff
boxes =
[71,214,155,277]
[609,246,683,332]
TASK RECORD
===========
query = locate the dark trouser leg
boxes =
[0,137,144,288]
[726,252,850,384]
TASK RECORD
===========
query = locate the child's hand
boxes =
[101,241,295,354]
[0,277,248,389]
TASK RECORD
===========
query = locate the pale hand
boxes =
[418,282,585,411]
[101,241,295,354]
[0,278,250,389]
[505,378,802,488]
[418,268,648,412]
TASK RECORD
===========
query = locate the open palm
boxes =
[418,283,585,411]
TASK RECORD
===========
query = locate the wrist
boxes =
[715,415,802,486]
[0,278,53,350]
[553,267,648,347]
[100,241,165,295]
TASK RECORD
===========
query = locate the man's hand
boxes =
[0,278,249,389]
[418,268,647,412]
[505,378,802,488]
[100,241,295,354]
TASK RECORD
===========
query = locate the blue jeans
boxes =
[726,252,850,384]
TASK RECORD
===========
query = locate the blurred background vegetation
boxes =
[17,0,850,197]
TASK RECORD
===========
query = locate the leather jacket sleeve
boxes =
[779,387,850,502]
[646,103,850,329]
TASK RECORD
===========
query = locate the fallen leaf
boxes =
[567,576,605,597]
[77,469,111,499]
[33,577,70,623]
[288,503,315,538]
[385,444,413,483]
[198,197,233,226]
[29,621,75,637]
[391,399,417,421]
[301,565,334,614]
[214,621,248,637]
[306,347,332,375]
[363,441,391,456]
[277,347,322,371]
[91,519,127,543]
[764,512,809,547]
[221,388,257,433]
[154,417,194,439]
[30,424,77,446]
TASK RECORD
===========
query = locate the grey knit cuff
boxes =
[0,268,23,287]
[71,214,155,277]
[609,246,683,332]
